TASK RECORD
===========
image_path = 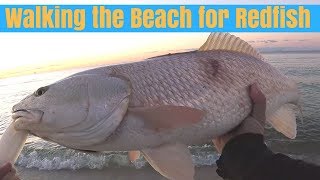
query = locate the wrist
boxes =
[216,133,273,179]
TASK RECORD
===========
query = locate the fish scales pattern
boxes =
[111,51,260,133]
[110,50,295,138]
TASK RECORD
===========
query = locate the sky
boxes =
[1,0,320,78]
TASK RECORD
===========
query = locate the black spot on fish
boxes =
[203,59,220,78]
[210,60,220,76]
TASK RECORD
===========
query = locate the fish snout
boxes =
[12,101,29,113]
[12,104,20,113]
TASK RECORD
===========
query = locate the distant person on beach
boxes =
[1,84,320,180]
[213,84,320,180]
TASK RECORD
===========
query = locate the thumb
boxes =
[250,83,267,124]
[237,116,265,135]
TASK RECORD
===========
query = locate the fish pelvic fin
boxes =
[199,33,263,60]
[267,104,297,139]
[142,143,195,180]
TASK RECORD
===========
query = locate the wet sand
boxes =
[17,165,222,180]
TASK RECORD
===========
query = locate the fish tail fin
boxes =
[267,104,297,139]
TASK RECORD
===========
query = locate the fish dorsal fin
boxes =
[199,33,263,60]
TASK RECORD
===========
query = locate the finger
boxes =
[250,83,266,104]
[250,83,267,122]
[0,163,12,178]
[240,116,265,134]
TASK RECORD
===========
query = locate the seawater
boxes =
[0,52,319,170]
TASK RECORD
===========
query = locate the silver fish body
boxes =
[73,50,299,151]
[10,33,300,180]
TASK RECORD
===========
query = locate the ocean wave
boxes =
[16,146,219,170]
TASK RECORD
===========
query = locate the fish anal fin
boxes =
[142,143,195,180]
[267,104,297,139]
[128,106,205,131]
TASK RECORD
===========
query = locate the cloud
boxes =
[248,40,278,43]
[249,39,310,44]
[284,39,310,42]
[298,39,309,42]
[265,40,277,43]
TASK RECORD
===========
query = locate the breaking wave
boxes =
[16,142,219,170]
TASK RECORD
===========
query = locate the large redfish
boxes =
[9,33,299,180]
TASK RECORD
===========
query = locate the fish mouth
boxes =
[12,109,31,120]
[11,109,43,124]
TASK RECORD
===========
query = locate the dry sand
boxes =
[17,165,222,180]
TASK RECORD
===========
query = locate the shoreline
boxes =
[17,165,222,180]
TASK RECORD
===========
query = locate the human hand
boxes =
[0,163,19,180]
[213,83,267,153]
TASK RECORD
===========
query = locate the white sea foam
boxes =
[15,147,218,170]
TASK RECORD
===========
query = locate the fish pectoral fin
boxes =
[128,106,205,131]
[267,104,297,139]
[128,150,141,162]
[142,143,195,180]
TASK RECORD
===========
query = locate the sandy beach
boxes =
[17,165,222,180]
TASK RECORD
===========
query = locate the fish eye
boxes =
[34,86,49,97]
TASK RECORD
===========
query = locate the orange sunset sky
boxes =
[0,33,320,79]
